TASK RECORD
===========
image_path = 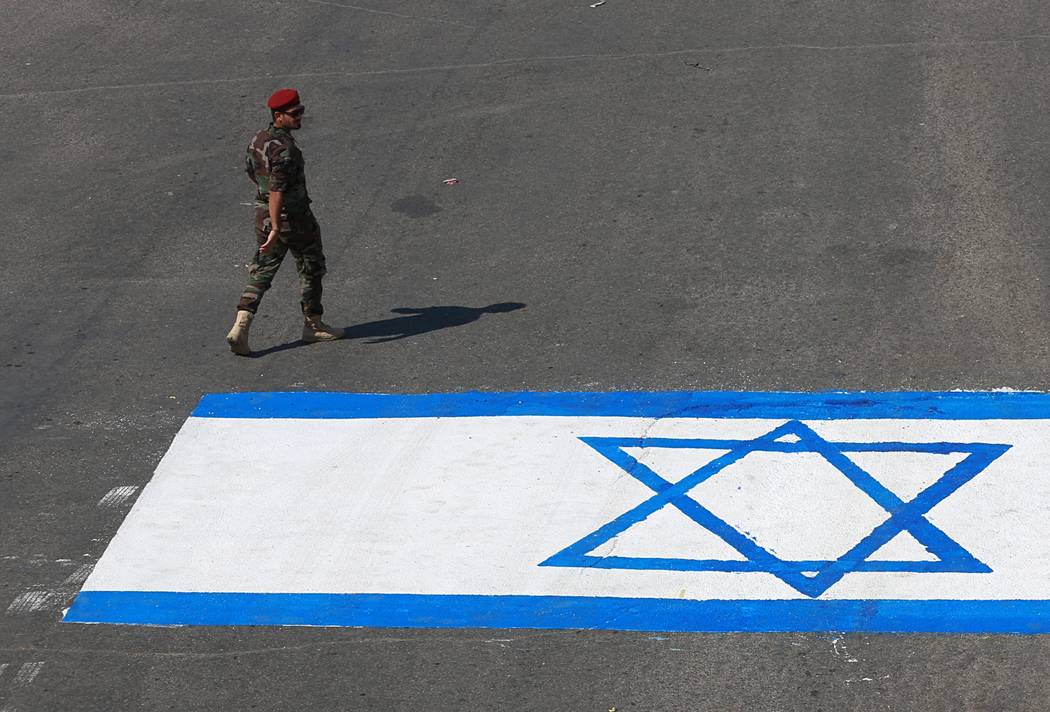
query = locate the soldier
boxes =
[226,88,345,355]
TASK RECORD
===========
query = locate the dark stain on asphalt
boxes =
[392,195,442,218]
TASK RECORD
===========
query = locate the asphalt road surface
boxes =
[4,0,1050,709]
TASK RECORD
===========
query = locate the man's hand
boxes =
[263,189,285,254]
[259,228,279,254]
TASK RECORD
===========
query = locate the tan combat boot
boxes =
[302,314,345,343]
[226,310,253,355]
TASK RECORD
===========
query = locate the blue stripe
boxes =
[64,591,1050,633]
[191,391,1050,420]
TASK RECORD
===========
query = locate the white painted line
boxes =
[61,564,94,587]
[6,592,53,614]
[0,663,7,680]
[13,662,44,688]
[0,662,46,712]
[97,486,139,509]
[7,565,94,616]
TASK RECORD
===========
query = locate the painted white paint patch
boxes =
[76,414,1050,602]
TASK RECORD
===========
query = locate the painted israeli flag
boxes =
[66,391,1050,632]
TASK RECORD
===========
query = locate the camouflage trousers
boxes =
[237,209,327,316]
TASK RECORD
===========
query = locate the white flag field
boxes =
[65,391,1050,632]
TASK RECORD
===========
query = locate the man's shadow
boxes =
[346,302,526,343]
[249,302,525,356]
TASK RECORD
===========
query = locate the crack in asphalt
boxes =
[303,0,477,29]
[4,34,1050,100]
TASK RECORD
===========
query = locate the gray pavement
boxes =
[3,0,1050,709]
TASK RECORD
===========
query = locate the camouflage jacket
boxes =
[245,125,311,214]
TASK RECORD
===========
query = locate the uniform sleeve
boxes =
[244,149,256,185]
[267,141,294,193]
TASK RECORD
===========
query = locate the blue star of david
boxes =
[540,420,1010,597]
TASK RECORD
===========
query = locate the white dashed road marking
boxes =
[97,486,139,509]
[7,564,95,615]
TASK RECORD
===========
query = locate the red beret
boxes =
[267,88,301,111]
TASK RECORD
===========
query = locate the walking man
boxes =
[226,88,344,355]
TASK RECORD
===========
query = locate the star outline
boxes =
[539,420,1010,597]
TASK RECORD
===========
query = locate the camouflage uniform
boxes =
[238,125,327,316]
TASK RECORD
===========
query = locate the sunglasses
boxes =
[282,107,305,117]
